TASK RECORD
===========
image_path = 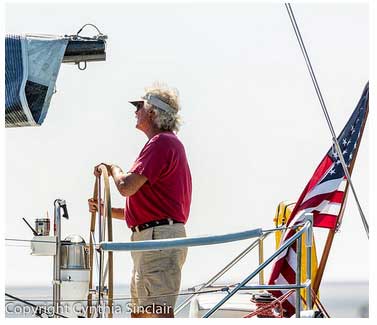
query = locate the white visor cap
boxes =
[143,93,175,113]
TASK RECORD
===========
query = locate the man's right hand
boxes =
[88,199,125,220]
[88,198,104,215]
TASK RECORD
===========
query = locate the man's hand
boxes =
[94,163,112,177]
[88,198,125,220]
[88,198,104,215]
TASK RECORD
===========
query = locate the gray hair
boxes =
[144,83,182,133]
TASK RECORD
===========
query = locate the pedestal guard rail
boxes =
[100,228,263,252]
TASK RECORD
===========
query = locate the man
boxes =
[88,84,192,318]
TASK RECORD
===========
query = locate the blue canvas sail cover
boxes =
[5,34,69,127]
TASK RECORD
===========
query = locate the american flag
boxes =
[268,82,369,317]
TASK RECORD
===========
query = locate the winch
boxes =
[61,234,89,269]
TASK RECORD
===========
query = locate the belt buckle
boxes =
[134,225,140,233]
[168,218,173,225]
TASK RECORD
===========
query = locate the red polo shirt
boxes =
[125,131,192,228]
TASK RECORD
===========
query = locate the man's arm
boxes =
[111,207,125,220]
[110,165,148,197]
[88,198,125,220]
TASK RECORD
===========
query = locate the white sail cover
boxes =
[5,34,68,127]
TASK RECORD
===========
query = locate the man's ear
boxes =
[148,109,155,119]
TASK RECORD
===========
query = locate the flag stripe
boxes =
[312,213,338,228]
[302,176,346,203]
[283,249,297,281]
[305,200,342,216]
[302,155,334,195]
[299,191,344,211]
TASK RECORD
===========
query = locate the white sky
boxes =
[4,2,370,291]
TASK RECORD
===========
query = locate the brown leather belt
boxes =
[131,218,182,232]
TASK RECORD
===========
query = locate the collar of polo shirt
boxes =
[142,93,175,113]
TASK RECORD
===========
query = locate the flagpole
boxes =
[285,3,369,238]
[313,99,369,294]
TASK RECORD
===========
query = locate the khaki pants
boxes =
[130,223,187,312]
